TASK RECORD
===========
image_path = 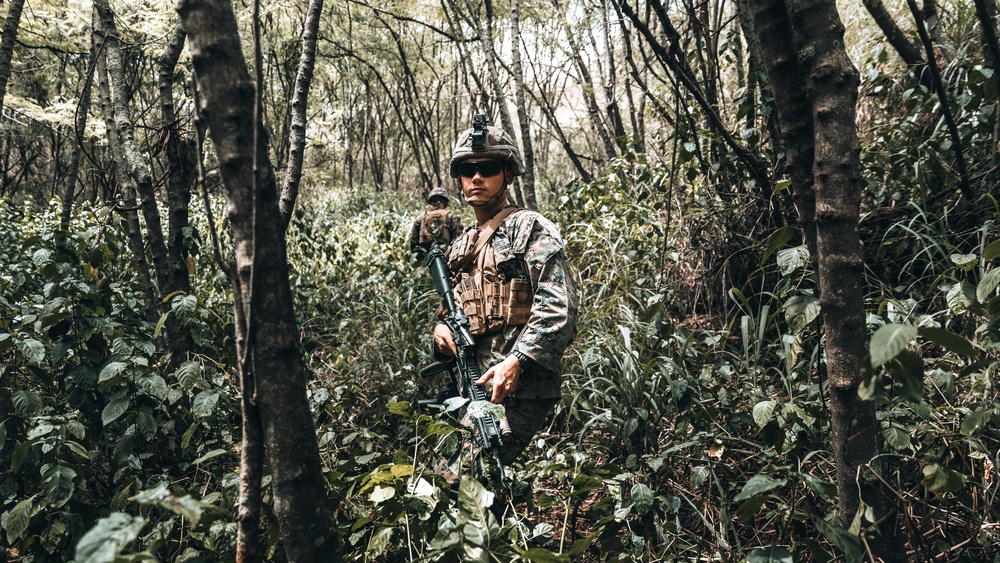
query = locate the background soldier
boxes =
[433,115,578,466]
[409,186,463,255]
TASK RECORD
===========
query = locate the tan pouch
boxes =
[455,274,486,335]
[505,278,532,325]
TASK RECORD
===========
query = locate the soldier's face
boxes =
[460,159,509,206]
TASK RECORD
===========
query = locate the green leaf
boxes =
[734,474,787,502]
[888,349,924,402]
[747,546,793,563]
[98,361,128,384]
[75,512,146,563]
[16,338,45,364]
[950,253,979,269]
[795,472,836,498]
[783,294,820,332]
[2,495,37,543]
[192,448,230,465]
[102,397,130,426]
[135,406,157,439]
[388,401,412,416]
[520,547,568,562]
[137,374,167,400]
[172,294,198,322]
[960,409,993,436]
[922,463,967,493]
[760,226,795,265]
[984,239,1000,262]
[776,245,810,276]
[977,268,1000,303]
[815,517,863,563]
[41,464,77,508]
[752,400,777,427]
[192,391,220,417]
[631,483,653,515]
[12,389,43,417]
[917,326,974,357]
[946,281,976,313]
[882,425,912,450]
[369,485,396,504]
[869,323,917,368]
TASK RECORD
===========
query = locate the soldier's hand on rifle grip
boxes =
[476,354,523,403]
[433,322,458,357]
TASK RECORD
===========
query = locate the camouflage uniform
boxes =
[442,207,578,464]
[408,208,463,251]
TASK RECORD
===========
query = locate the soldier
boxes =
[409,186,463,254]
[433,114,578,466]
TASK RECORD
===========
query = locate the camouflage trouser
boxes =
[496,396,559,465]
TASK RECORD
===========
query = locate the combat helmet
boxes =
[449,114,524,178]
[426,187,450,205]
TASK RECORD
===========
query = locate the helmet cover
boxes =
[449,115,523,178]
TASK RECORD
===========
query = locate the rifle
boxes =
[425,248,509,488]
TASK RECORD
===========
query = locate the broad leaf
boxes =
[16,338,45,364]
[747,546,793,563]
[734,474,786,502]
[869,323,917,368]
[75,512,146,563]
[192,391,220,417]
[882,425,912,450]
[98,361,128,384]
[776,245,810,276]
[922,463,967,493]
[960,409,993,436]
[977,268,1000,303]
[752,400,777,428]
[102,397,130,426]
[917,326,974,357]
[815,517,862,563]
[2,495,37,543]
[41,464,77,508]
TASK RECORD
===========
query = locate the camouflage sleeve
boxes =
[447,212,463,240]
[510,218,578,375]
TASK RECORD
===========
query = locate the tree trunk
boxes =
[0,0,25,113]
[157,23,196,366]
[746,0,906,559]
[973,0,1000,165]
[279,0,324,228]
[61,20,98,230]
[95,0,176,321]
[93,4,157,322]
[906,0,973,200]
[509,0,537,209]
[861,0,925,67]
[176,1,338,562]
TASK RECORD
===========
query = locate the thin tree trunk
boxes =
[177,1,338,561]
[973,0,1000,165]
[861,0,925,67]
[510,0,537,209]
[61,24,98,230]
[553,0,617,162]
[95,0,175,316]
[93,4,157,321]
[279,0,324,227]
[0,0,25,113]
[157,23,196,366]
[747,0,906,558]
[906,0,973,200]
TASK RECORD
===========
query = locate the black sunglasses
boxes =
[458,160,505,178]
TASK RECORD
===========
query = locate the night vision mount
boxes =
[470,113,491,149]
